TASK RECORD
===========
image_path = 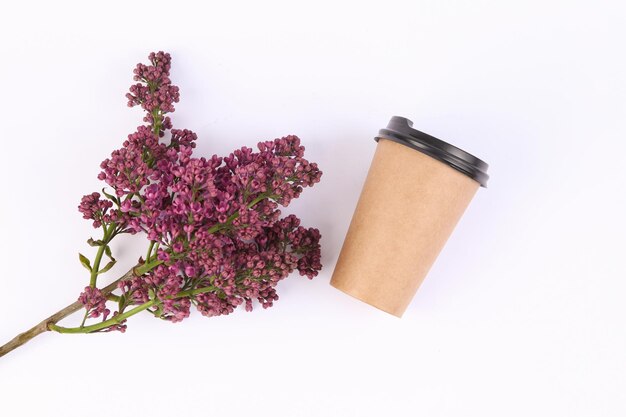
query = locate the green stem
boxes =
[89,224,113,288]
[50,301,155,334]
[152,242,160,261]
[89,249,106,288]
[50,284,216,334]
[146,240,155,263]
[135,258,163,275]
[152,109,161,136]
[79,310,89,328]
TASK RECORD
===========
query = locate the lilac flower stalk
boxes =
[0,52,322,356]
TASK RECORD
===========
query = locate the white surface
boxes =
[1,1,625,416]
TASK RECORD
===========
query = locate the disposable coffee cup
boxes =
[331,116,489,317]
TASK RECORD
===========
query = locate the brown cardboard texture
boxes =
[330,138,479,317]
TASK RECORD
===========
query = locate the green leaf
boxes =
[78,253,92,272]
[97,260,116,275]
[104,245,115,262]
[148,288,156,301]
[101,187,119,204]
[118,294,126,312]
[87,238,104,247]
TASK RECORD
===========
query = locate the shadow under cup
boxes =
[330,116,489,317]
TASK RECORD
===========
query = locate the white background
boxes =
[1,1,625,416]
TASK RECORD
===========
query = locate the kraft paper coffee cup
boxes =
[331,116,489,317]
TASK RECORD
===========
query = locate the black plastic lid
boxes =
[375,116,489,187]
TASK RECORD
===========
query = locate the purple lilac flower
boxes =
[78,287,110,320]
[78,192,113,228]
[78,51,322,331]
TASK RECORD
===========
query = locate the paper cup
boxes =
[330,116,489,317]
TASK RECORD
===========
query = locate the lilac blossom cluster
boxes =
[78,287,109,320]
[126,51,179,134]
[77,52,322,332]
